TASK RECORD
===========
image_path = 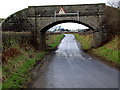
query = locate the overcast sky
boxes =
[50,23,89,30]
[0,0,108,30]
[0,0,108,18]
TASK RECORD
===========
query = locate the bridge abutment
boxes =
[33,32,47,50]
[92,29,109,48]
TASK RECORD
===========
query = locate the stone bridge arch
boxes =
[2,3,108,50]
[40,20,95,32]
[35,20,95,50]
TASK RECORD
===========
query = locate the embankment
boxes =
[2,31,64,88]
[74,33,119,69]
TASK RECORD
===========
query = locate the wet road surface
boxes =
[30,34,118,88]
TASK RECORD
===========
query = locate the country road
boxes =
[30,34,119,88]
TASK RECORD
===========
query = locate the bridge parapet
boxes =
[28,3,105,17]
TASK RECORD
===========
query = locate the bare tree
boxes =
[118,1,120,8]
[107,0,120,8]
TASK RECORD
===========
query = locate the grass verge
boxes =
[73,33,92,50]
[47,34,64,50]
[2,34,64,88]
[90,36,119,65]
[74,33,119,66]
[2,47,47,88]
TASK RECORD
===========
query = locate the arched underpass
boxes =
[1,3,119,88]
[2,3,109,50]
[38,20,94,50]
[29,20,118,88]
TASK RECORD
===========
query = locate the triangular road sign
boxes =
[58,8,65,14]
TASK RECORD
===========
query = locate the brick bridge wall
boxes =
[2,3,108,50]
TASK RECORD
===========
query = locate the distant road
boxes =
[30,34,119,88]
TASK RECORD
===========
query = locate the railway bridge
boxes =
[2,3,108,50]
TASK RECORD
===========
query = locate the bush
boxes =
[2,32,32,49]
[103,6,120,36]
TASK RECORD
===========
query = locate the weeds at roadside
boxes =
[2,33,64,88]
[74,33,119,65]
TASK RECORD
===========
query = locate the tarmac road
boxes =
[30,34,119,88]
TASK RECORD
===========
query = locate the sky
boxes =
[0,0,108,18]
[0,0,108,30]
[49,23,89,31]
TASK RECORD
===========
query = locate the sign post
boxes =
[54,7,80,21]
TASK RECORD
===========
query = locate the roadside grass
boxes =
[73,33,92,50]
[91,36,119,65]
[74,33,119,65]
[46,34,64,50]
[2,47,47,88]
[0,66,2,89]
[2,34,64,88]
